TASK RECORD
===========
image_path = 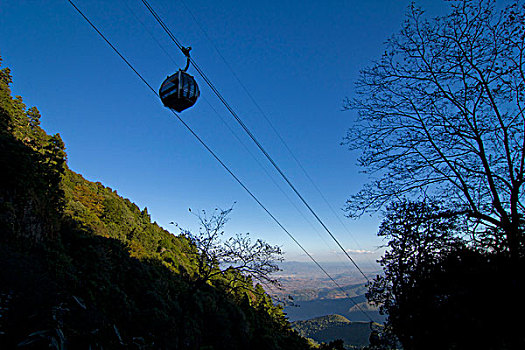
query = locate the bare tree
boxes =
[177,206,283,291]
[343,0,525,258]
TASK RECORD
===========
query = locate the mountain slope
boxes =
[0,58,311,349]
[292,315,378,348]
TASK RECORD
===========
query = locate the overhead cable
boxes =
[121,0,339,255]
[65,0,375,322]
[140,0,370,282]
[178,0,378,269]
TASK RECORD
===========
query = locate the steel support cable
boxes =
[178,0,375,267]
[66,0,375,322]
[192,58,370,282]
[140,0,370,282]
[178,0,376,268]
[121,0,338,262]
[122,0,180,67]
[203,99,336,253]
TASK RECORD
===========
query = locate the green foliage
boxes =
[0,58,312,349]
[0,59,65,242]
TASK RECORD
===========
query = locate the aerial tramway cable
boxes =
[65,0,375,323]
[120,0,339,261]
[140,0,371,283]
[177,0,379,269]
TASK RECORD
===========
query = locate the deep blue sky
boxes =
[1,0,447,266]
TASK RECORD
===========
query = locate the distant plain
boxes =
[271,261,384,322]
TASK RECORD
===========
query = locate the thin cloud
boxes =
[345,249,374,254]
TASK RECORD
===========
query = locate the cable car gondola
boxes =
[159,47,200,112]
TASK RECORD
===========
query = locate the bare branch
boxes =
[179,206,283,291]
[344,0,525,257]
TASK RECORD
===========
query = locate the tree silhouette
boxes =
[177,206,283,291]
[367,200,525,349]
[344,0,525,259]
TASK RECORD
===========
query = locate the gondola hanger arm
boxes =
[182,46,191,72]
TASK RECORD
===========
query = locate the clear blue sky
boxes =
[1,0,447,266]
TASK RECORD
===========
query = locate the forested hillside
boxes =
[0,58,313,349]
[292,315,376,349]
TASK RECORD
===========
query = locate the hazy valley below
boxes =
[271,261,384,323]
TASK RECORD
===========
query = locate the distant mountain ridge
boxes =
[271,280,382,323]
[292,314,378,349]
[273,261,381,322]
[285,283,368,302]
